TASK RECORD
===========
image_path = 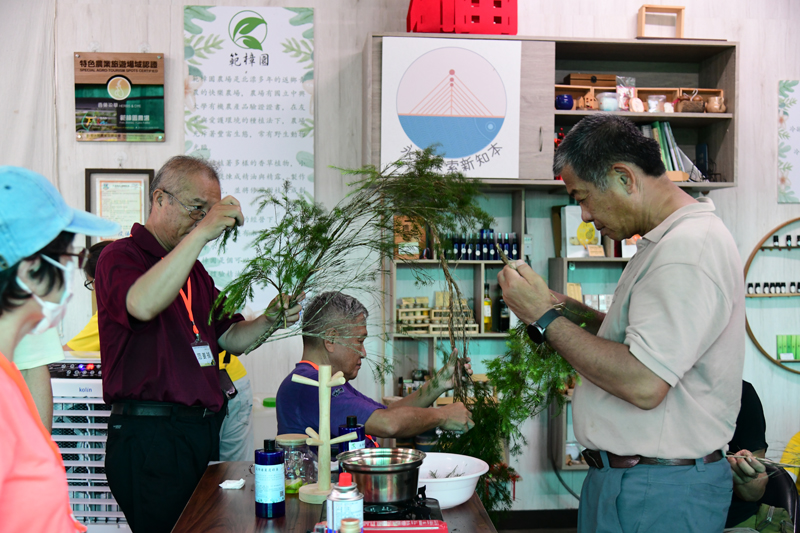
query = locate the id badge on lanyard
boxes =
[180,279,217,368]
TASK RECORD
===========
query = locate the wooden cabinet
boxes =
[364,33,738,190]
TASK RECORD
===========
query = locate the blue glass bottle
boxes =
[255,439,285,518]
[338,416,366,452]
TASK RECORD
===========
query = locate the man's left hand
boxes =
[264,292,305,328]
[497,261,554,324]
[437,350,472,391]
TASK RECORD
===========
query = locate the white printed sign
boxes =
[184,6,314,309]
[381,37,521,179]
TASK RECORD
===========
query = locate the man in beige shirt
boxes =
[499,114,744,533]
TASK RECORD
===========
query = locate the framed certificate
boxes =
[85,168,154,247]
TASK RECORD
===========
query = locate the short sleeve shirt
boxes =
[276,362,386,436]
[14,329,64,370]
[95,224,243,411]
[0,351,78,532]
[573,198,745,459]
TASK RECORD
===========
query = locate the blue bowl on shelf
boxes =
[555,94,574,110]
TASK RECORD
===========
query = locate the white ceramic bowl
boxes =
[417,452,489,509]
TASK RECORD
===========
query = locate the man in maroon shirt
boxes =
[95,156,301,533]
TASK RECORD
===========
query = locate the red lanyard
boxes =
[0,352,87,532]
[178,279,201,340]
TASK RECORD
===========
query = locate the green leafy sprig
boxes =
[212,147,493,357]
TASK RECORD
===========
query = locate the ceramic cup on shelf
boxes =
[555,94,574,110]
[706,96,726,113]
[596,92,619,112]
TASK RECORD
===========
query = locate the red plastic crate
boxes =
[407,0,517,35]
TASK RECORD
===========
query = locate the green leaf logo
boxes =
[228,10,267,51]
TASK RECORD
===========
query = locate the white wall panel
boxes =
[0,0,797,512]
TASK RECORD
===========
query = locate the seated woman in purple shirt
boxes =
[277,292,474,443]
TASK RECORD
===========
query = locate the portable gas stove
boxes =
[318,487,447,531]
[362,487,443,521]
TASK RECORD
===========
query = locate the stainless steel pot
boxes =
[336,448,426,504]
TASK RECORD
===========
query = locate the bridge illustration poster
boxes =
[381,37,521,179]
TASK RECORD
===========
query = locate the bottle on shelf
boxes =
[466,234,474,261]
[747,283,753,294]
[459,234,467,261]
[474,231,482,261]
[488,230,497,261]
[790,282,797,293]
[781,282,787,294]
[481,230,489,261]
[511,232,519,261]
[503,233,511,258]
[787,235,793,247]
[754,283,761,294]
[772,236,780,247]
[498,297,510,331]
[483,283,493,332]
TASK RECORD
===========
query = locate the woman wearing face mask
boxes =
[0,166,119,533]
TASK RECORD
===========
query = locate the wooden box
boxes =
[563,73,617,88]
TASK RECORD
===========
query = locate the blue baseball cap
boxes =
[0,166,121,270]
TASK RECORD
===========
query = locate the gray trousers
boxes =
[578,450,732,533]
[219,374,255,462]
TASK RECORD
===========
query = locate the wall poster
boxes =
[779,80,800,203]
[74,52,165,142]
[183,6,314,310]
[381,37,521,179]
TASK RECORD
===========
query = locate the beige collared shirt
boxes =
[573,197,745,459]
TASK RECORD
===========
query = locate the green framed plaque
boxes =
[74,52,165,142]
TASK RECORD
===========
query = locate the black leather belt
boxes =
[582,449,724,468]
[111,401,216,418]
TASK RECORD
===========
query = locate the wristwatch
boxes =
[526,308,563,344]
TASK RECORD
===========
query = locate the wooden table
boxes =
[172,462,497,533]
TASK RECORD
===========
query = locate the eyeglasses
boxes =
[84,279,94,291]
[161,190,207,221]
[62,248,89,269]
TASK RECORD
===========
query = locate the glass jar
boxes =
[276,434,317,494]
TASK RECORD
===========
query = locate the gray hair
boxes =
[553,114,666,191]
[150,156,220,212]
[302,291,368,347]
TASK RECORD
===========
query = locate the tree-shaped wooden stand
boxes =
[291,364,357,504]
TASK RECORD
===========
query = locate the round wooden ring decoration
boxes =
[743,216,800,375]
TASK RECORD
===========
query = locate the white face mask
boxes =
[16,254,75,335]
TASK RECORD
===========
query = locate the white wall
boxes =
[1,0,798,511]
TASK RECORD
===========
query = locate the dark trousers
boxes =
[105,404,226,533]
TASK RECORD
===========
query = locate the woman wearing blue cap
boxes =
[0,166,119,533]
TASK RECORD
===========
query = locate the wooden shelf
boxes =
[563,256,631,262]
[555,110,733,127]
[758,246,800,251]
[746,293,800,298]
[393,333,508,340]
[397,259,507,266]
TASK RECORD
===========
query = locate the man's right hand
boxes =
[194,195,244,243]
[439,402,474,432]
